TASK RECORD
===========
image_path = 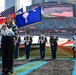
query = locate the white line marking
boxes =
[58,49,72,57]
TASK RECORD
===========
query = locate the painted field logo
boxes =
[12,61,47,75]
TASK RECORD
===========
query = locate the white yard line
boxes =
[31,50,39,53]
[58,49,72,57]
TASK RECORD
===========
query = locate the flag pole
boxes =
[40,0,42,32]
[14,0,17,25]
[14,0,17,12]
[21,2,27,34]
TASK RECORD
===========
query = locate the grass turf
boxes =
[19,46,73,58]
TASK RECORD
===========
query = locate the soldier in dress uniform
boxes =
[1,15,18,75]
[14,32,21,59]
[50,31,58,59]
[39,30,47,59]
[24,30,32,59]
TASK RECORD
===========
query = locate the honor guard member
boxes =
[14,32,21,59]
[72,31,76,58]
[1,15,18,75]
[39,30,47,59]
[50,31,58,59]
[24,30,32,59]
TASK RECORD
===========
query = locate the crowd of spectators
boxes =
[30,17,76,29]
[18,17,76,38]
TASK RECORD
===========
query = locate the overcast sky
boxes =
[6,0,15,9]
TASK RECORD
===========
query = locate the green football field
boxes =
[0,46,74,75]
[19,46,73,59]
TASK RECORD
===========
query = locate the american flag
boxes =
[0,6,15,24]
[1,6,15,17]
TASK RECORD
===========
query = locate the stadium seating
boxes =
[18,17,76,38]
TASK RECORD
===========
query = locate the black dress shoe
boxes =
[10,70,13,74]
[5,70,13,75]
[8,72,12,75]
[73,55,75,58]
[26,57,29,59]
[41,57,44,59]
[2,72,8,75]
[52,58,56,60]
[7,71,13,75]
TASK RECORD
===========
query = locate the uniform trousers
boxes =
[14,44,19,59]
[50,43,57,59]
[25,44,31,59]
[40,43,45,59]
[1,36,15,73]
